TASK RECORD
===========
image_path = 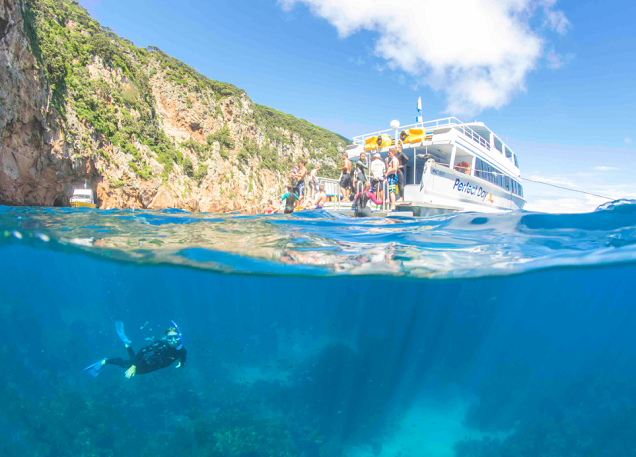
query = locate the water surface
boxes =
[1,201,636,456]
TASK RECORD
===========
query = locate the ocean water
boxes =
[1,201,636,457]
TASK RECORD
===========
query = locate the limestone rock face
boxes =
[0,0,346,212]
[148,187,175,210]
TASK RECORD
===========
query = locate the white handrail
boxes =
[352,117,491,151]
[353,117,461,143]
[316,176,340,209]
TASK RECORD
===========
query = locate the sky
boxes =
[77,0,636,213]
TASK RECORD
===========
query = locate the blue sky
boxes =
[78,0,635,212]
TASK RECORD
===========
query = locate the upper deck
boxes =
[349,117,520,177]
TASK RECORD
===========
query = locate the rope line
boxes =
[520,177,614,201]
[461,165,614,201]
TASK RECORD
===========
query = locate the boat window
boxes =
[505,146,513,160]
[475,157,520,194]
[509,180,523,197]
[514,155,519,167]
[494,137,503,154]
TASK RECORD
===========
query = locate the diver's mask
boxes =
[168,320,183,350]
[166,333,180,347]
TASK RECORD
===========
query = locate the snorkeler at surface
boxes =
[281,184,299,214]
[83,321,187,379]
[354,182,383,217]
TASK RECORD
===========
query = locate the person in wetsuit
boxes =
[354,182,383,217]
[84,322,187,379]
[395,141,409,201]
[339,153,352,201]
[280,184,299,214]
[353,152,368,194]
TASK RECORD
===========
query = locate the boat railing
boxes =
[311,175,395,213]
[381,179,388,212]
[317,176,341,210]
[352,117,491,151]
[453,124,491,150]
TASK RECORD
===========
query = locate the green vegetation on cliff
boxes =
[21,0,348,185]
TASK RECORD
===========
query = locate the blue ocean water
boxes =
[1,201,636,457]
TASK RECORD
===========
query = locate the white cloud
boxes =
[626,137,633,145]
[541,0,570,34]
[547,49,563,69]
[348,56,365,65]
[279,0,569,115]
[594,166,619,171]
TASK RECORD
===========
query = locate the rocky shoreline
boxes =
[0,0,346,212]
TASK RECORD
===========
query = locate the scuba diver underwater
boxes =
[84,321,187,379]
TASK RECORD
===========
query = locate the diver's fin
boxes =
[83,358,106,378]
[115,321,131,346]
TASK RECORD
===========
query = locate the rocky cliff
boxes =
[0,0,347,211]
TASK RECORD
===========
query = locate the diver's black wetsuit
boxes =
[354,192,372,218]
[106,340,187,375]
[396,150,409,200]
[283,192,298,214]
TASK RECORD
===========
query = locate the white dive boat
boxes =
[333,117,526,216]
[70,188,96,209]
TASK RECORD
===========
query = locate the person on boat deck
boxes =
[308,164,320,202]
[395,141,409,201]
[385,148,399,211]
[353,152,368,195]
[289,165,298,180]
[370,152,386,202]
[339,153,352,201]
[84,322,186,379]
[307,184,328,210]
[354,182,383,217]
[292,161,307,202]
[281,184,299,214]
[265,199,279,214]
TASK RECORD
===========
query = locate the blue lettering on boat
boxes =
[454,179,490,201]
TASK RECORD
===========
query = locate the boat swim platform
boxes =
[331,209,414,218]
[396,201,462,217]
[321,201,461,218]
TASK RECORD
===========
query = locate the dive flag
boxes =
[417,97,422,112]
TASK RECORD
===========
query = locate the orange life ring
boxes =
[455,162,471,174]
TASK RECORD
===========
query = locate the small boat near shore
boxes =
[70,187,96,209]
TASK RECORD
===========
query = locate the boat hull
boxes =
[404,162,525,213]
[70,201,96,209]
